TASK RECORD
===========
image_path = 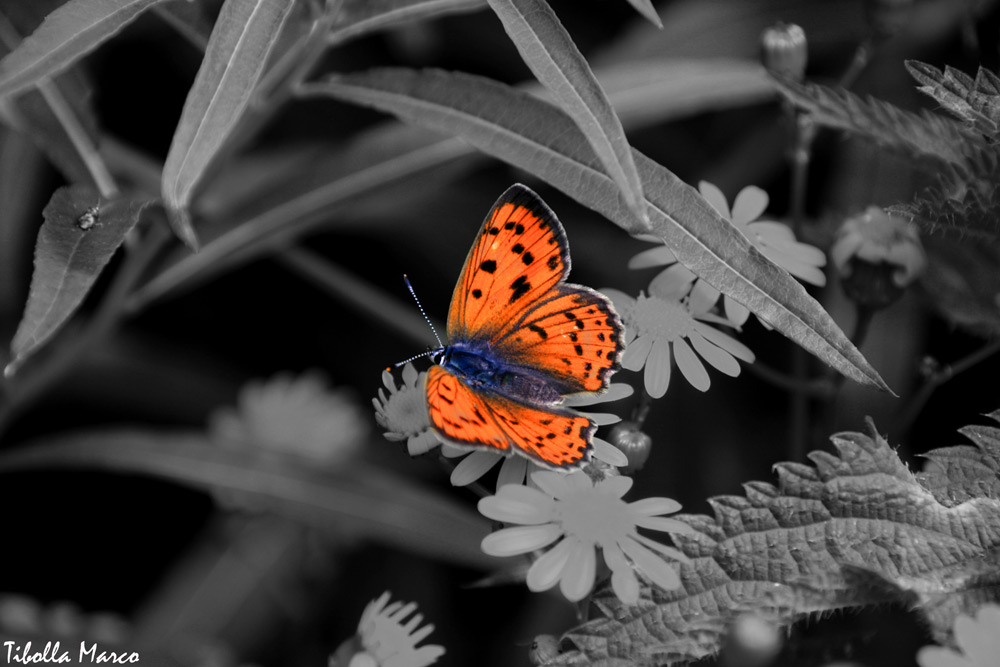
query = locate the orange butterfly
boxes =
[425,184,624,469]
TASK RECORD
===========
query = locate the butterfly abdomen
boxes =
[441,345,563,405]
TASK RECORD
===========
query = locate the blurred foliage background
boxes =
[1,0,1000,666]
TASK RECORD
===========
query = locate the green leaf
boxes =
[775,76,978,172]
[0,0,167,100]
[329,0,486,44]
[302,67,888,391]
[907,60,1000,138]
[0,428,496,568]
[161,0,296,249]
[918,236,1000,337]
[623,0,661,28]
[6,186,150,376]
[487,0,647,225]
[548,414,1000,666]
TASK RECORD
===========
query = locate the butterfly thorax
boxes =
[437,343,563,405]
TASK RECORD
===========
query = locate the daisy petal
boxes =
[649,263,697,300]
[689,333,740,376]
[526,537,575,592]
[622,334,653,371]
[634,516,697,535]
[478,486,554,524]
[621,537,681,591]
[688,279,720,313]
[440,443,468,458]
[693,322,755,362]
[532,470,576,500]
[592,436,629,467]
[723,298,750,326]
[407,430,441,456]
[611,568,640,605]
[586,412,620,426]
[698,181,731,219]
[644,338,672,398]
[496,455,529,490]
[673,337,710,391]
[628,497,681,516]
[955,613,995,665]
[629,245,676,269]
[749,220,795,243]
[915,646,971,667]
[563,383,633,406]
[731,185,768,226]
[450,450,502,486]
[558,538,597,602]
[401,362,419,387]
[596,475,634,498]
[633,532,692,564]
[481,524,562,556]
[831,234,863,271]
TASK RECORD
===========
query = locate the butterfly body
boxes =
[425,184,624,469]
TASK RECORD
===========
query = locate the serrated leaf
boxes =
[547,416,1000,666]
[6,186,149,375]
[301,67,887,391]
[906,60,1000,138]
[488,0,647,225]
[329,0,486,43]
[0,428,496,568]
[775,76,979,172]
[161,0,295,249]
[917,235,1000,337]
[0,0,167,100]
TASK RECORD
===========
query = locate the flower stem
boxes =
[895,338,1000,436]
[786,111,815,461]
[838,36,874,89]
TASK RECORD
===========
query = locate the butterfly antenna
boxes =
[403,274,444,349]
[391,349,438,369]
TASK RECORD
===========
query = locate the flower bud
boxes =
[865,0,914,38]
[760,23,807,81]
[831,206,925,309]
[608,421,652,474]
[721,614,782,667]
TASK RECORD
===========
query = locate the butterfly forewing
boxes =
[447,185,570,344]
[426,366,593,468]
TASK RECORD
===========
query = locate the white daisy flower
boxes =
[330,592,444,667]
[210,371,367,464]
[372,364,442,456]
[478,470,691,605]
[444,384,633,489]
[603,289,755,398]
[629,182,826,325]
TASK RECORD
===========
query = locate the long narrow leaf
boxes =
[329,0,486,44]
[161,0,295,248]
[302,67,888,391]
[0,429,496,568]
[135,59,772,307]
[0,0,166,100]
[6,186,150,376]
[489,0,647,224]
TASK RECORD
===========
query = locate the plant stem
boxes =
[895,338,1000,435]
[0,222,171,439]
[838,37,874,89]
[786,111,815,461]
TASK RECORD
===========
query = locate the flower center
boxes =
[633,294,696,342]
[553,490,633,547]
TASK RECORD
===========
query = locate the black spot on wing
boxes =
[547,255,559,270]
[574,320,585,330]
[522,252,534,265]
[472,289,482,299]
[514,223,524,234]
[505,222,515,230]
[511,243,524,254]
[509,275,531,303]
[480,260,497,274]
[489,227,500,235]
[528,323,548,339]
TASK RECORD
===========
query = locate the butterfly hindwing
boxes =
[425,366,593,468]
[495,285,622,395]
[447,184,569,345]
